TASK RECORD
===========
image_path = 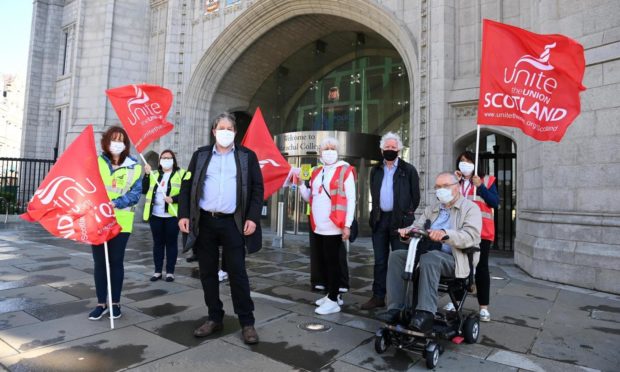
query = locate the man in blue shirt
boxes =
[179,112,264,345]
[363,132,420,310]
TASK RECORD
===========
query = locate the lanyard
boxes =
[460,179,472,197]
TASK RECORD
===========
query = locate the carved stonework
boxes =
[454,104,478,118]
[417,0,429,181]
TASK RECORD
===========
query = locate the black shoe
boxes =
[150,273,162,282]
[186,254,198,263]
[410,310,434,333]
[376,309,401,324]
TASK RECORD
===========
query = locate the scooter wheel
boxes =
[425,342,439,369]
[374,329,390,354]
[463,316,480,344]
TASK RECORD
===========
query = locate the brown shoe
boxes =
[242,325,259,345]
[193,320,223,337]
[361,296,386,310]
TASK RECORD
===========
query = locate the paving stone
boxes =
[24,299,98,321]
[126,339,292,371]
[419,349,518,371]
[478,321,539,353]
[124,289,207,317]
[0,311,40,331]
[487,349,599,372]
[0,285,79,313]
[0,308,154,352]
[321,360,374,371]
[498,281,560,302]
[223,313,373,371]
[337,335,421,371]
[486,294,553,328]
[0,339,17,359]
[530,301,620,371]
[0,325,186,371]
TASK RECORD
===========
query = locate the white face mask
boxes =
[321,150,338,165]
[459,161,475,176]
[436,187,454,204]
[215,129,235,148]
[160,159,174,170]
[109,141,125,155]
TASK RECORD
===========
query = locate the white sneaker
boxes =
[314,285,325,291]
[218,270,228,282]
[443,302,456,312]
[315,298,341,315]
[338,287,348,293]
[480,308,491,322]
[315,295,343,306]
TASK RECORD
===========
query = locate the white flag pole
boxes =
[473,125,481,198]
[139,153,148,165]
[104,241,115,329]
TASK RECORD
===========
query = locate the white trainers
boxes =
[315,295,343,307]
[338,287,348,293]
[443,302,456,312]
[480,308,491,322]
[314,285,325,291]
[218,270,228,282]
[315,297,341,315]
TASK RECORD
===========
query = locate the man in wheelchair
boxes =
[378,172,481,333]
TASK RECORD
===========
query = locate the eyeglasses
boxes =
[433,182,457,190]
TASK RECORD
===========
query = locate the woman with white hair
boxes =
[298,137,356,315]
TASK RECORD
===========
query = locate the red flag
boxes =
[477,19,586,142]
[241,107,291,200]
[21,126,121,245]
[106,84,174,152]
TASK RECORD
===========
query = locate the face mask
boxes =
[382,150,398,161]
[109,141,125,155]
[215,129,235,148]
[436,187,454,204]
[321,150,338,165]
[459,161,475,176]
[160,159,173,169]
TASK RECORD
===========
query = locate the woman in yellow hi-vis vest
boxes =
[89,126,142,321]
[142,150,191,282]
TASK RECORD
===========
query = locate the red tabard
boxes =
[462,176,496,242]
[308,165,356,231]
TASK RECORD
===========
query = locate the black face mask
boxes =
[382,150,398,161]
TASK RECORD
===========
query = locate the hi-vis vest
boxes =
[98,157,142,233]
[308,164,356,231]
[143,168,191,220]
[463,175,496,241]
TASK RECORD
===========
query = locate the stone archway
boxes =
[181,0,420,162]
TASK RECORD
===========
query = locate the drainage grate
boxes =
[298,322,332,333]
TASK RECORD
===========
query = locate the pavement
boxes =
[0,220,618,371]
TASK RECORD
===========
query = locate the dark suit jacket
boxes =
[179,144,264,253]
[369,158,420,234]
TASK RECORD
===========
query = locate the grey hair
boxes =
[379,131,404,150]
[436,172,459,184]
[319,136,339,151]
[211,112,236,130]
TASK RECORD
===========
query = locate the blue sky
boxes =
[0,1,33,74]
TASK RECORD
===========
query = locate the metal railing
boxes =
[0,157,55,215]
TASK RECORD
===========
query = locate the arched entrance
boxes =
[182,1,420,234]
[455,130,517,252]
[181,0,419,157]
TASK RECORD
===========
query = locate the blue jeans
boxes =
[371,212,407,299]
[91,233,130,304]
[149,215,180,274]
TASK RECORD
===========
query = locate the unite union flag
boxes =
[21,126,122,245]
[477,19,586,142]
[241,107,292,200]
[106,84,174,152]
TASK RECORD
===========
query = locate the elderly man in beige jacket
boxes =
[378,172,482,333]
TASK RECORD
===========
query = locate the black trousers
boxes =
[197,211,254,326]
[310,230,349,289]
[475,239,491,306]
[313,233,344,301]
